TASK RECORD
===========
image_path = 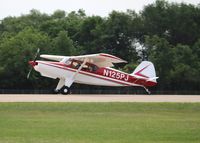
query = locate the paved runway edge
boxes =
[0,94,200,102]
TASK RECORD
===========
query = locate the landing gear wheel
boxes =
[60,86,70,95]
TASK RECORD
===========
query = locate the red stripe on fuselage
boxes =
[39,62,133,86]
[38,61,157,87]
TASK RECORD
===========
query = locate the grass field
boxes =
[0,103,200,143]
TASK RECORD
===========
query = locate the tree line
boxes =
[0,0,200,92]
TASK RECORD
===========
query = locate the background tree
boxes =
[52,31,77,55]
[144,35,174,90]
[0,27,52,89]
[100,11,139,63]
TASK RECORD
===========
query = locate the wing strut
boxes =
[64,58,87,89]
[55,78,65,91]
[56,58,88,94]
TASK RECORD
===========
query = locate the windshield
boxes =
[65,60,72,66]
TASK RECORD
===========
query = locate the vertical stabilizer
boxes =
[131,61,157,82]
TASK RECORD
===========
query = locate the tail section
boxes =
[131,61,158,83]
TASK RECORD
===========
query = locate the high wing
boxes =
[40,53,127,67]
[40,55,66,62]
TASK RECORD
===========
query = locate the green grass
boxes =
[0,103,200,143]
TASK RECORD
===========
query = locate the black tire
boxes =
[60,86,70,95]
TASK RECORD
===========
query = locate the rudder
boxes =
[131,61,157,82]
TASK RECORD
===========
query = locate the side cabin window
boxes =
[82,64,99,72]
[71,60,82,69]
[71,60,99,72]
[89,64,99,72]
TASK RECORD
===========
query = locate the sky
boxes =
[0,0,199,20]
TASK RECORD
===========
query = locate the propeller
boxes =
[27,48,40,79]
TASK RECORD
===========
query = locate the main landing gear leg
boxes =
[58,77,74,95]
[54,78,65,94]
[54,77,75,95]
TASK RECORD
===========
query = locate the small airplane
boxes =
[27,49,158,94]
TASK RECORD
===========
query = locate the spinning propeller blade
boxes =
[27,68,33,79]
[33,48,40,62]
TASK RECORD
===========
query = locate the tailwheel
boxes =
[60,86,70,95]
[143,86,151,95]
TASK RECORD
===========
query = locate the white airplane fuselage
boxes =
[31,60,156,87]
